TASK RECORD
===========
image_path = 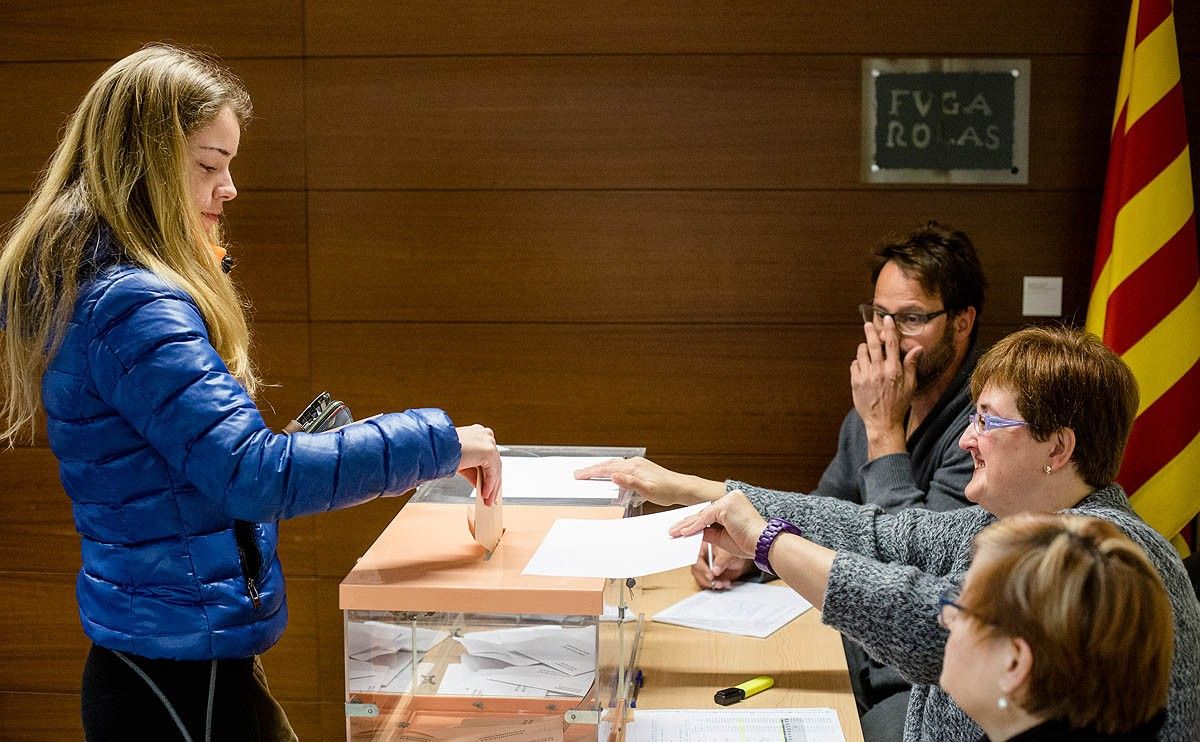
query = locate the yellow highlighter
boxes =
[714,675,774,706]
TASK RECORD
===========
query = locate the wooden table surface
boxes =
[630,567,866,742]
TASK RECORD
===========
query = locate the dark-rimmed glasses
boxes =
[966,410,1030,435]
[937,586,971,629]
[859,303,949,336]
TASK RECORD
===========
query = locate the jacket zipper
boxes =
[243,562,262,610]
[234,520,263,611]
[246,576,262,610]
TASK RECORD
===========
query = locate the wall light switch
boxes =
[1022,276,1063,316]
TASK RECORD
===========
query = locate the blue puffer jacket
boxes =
[43,256,462,661]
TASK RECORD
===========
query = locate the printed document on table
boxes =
[620,708,845,742]
[493,456,621,500]
[522,503,707,578]
[652,580,813,638]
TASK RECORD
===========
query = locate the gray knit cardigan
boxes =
[732,481,1200,742]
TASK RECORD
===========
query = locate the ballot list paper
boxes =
[496,455,621,500]
[652,581,814,638]
[620,708,845,742]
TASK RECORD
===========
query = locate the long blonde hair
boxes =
[0,44,259,445]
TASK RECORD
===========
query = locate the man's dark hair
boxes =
[870,220,988,340]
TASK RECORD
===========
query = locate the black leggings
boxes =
[81,644,296,742]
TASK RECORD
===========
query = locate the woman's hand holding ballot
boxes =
[574,459,762,590]
[455,425,503,506]
[667,490,765,558]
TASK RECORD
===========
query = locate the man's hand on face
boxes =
[850,316,921,458]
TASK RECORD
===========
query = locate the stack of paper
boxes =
[652,581,813,638]
[438,625,597,698]
[620,708,845,742]
[422,715,564,742]
[345,620,449,692]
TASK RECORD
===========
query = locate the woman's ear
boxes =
[1000,636,1034,702]
[1047,428,1077,473]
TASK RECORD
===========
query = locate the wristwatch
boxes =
[754,518,802,577]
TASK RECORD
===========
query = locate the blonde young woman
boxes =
[940,513,1172,741]
[0,45,501,740]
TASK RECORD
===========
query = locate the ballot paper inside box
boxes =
[339,503,644,742]
[408,444,646,517]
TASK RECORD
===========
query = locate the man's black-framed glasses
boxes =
[859,303,949,336]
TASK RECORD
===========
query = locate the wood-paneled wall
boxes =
[1,2,1197,739]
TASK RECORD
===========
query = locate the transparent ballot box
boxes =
[340,502,643,741]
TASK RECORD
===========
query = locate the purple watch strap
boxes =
[754,518,802,576]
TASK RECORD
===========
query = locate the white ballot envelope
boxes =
[468,466,504,553]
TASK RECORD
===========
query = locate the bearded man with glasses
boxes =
[576,220,988,741]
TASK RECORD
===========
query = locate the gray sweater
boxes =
[733,482,1200,742]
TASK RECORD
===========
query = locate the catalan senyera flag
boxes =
[1086,0,1200,554]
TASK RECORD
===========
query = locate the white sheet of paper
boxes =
[620,708,845,742]
[480,666,596,696]
[347,657,379,680]
[510,627,595,675]
[459,654,512,673]
[458,625,574,666]
[494,456,621,500]
[437,662,550,697]
[346,620,449,658]
[441,715,564,742]
[652,581,813,638]
[346,651,414,693]
[464,649,541,667]
[458,626,595,672]
[461,625,569,645]
[346,620,404,661]
[522,503,707,578]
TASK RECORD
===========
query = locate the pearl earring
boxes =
[998,695,1009,711]
[1043,464,1052,475]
